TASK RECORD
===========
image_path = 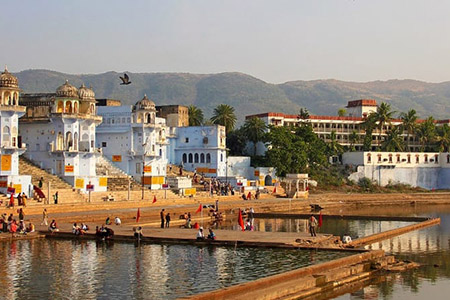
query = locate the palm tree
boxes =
[362,113,377,151]
[381,126,405,152]
[210,104,237,134]
[436,124,450,152]
[400,109,417,151]
[349,130,359,151]
[188,105,204,126]
[297,108,310,119]
[372,102,395,150]
[416,116,436,152]
[337,108,346,117]
[242,117,267,155]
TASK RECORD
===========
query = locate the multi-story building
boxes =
[96,95,168,189]
[0,67,31,196]
[155,105,189,127]
[246,99,450,154]
[19,80,106,192]
[169,125,227,177]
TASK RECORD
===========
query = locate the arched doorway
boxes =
[264,175,273,186]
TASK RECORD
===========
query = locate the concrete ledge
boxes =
[182,250,385,300]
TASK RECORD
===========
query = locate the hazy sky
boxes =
[2,0,450,83]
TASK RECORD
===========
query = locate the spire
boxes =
[4,65,8,72]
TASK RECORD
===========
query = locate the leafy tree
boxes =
[436,124,450,152]
[297,107,310,119]
[416,116,436,152]
[337,108,346,117]
[327,131,344,156]
[381,126,404,152]
[242,117,267,156]
[349,130,359,152]
[226,128,247,156]
[362,114,377,151]
[210,104,237,133]
[264,125,327,177]
[371,102,395,150]
[188,105,204,126]
[400,109,417,150]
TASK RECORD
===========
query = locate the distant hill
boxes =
[15,69,450,124]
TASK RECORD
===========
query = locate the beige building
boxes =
[155,105,188,127]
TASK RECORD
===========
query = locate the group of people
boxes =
[95,225,114,240]
[6,192,28,208]
[1,212,35,235]
[72,222,89,235]
[196,227,216,241]
[205,178,235,196]
[160,209,171,228]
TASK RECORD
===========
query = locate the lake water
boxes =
[0,238,349,300]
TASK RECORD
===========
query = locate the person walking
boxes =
[53,191,58,205]
[160,209,165,228]
[165,213,171,228]
[308,215,318,237]
[41,208,48,226]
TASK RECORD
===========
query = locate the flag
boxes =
[318,211,323,228]
[238,209,245,231]
[195,203,202,213]
[152,195,157,203]
[273,187,277,193]
[136,208,141,223]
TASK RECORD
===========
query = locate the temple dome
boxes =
[56,80,78,98]
[0,67,19,88]
[133,94,155,111]
[78,84,95,100]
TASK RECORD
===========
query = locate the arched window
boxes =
[57,101,64,113]
[188,153,193,163]
[57,132,64,150]
[182,153,187,163]
[206,153,211,163]
[147,114,151,124]
[73,132,78,151]
[194,153,199,163]
[200,153,205,163]
[74,102,78,113]
[221,153,223,162]
[65,101,72,113]
[66,131,73,150]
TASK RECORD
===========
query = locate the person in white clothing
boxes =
[196,227,205,240]
[115,216,121,225]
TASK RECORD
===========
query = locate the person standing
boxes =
[53,191,58,205]
[9,193,14,208]
[165,213,171,228]
[18,208,25,222]
[41,208,48,226]
[38,177,44,189]
[308,215,318,237]
[22,193,27,207]
[160,209,165,228]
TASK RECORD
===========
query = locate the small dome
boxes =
[56,80,78,98]
[78,84,95,100]
[134,94,155,111]
[0,66,19,88]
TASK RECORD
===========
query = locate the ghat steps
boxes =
[96,156,141,191]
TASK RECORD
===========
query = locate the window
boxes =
[188,153,193,163]
[200,153,205,163]
[407,155,411,163]
[396,155,401,163]
[367,154,371,163]
[206,153,211,163]
[185,138,189,143]
[416,156,420,163]
[182,153,187,163]
[136,163,141,174]
[388,155,392,163]
[424,155,428,163]
[435,155,439,164]
[221,153,223,162]
[377,155,382,163]
[194,153,199,163]
[159,149,162,156]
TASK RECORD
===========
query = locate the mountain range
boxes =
[14,69,450,125]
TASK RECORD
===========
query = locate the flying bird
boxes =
[120,73,131,85]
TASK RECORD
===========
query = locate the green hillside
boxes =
[15,69,450,124]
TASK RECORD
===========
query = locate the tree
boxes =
[210,104,237,133]
[436,124,450,152]
[242,117,267,156]
[337,108,346,117]
[264,124,327,177]
[188,105,204,126]
[400,109,417,151]
[327,131,344,156]
[381,126,404,152]
[349,130,359,152]
[226,128,247,156]
[362,113,377,151]
[416,116,436,152]
[371,102,395,150]
[297,107,310,119]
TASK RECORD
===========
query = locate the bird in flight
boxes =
[120,73,131,85]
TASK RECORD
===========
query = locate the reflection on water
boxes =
[0,239,350,300]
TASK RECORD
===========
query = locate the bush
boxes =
[358,177,375,192]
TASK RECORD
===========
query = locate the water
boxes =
[0,239,350,300]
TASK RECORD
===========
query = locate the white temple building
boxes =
[19,80,107,192]
[96,95,168,189]
[0,67,32,196]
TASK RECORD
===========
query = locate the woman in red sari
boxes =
[9,194,14,208]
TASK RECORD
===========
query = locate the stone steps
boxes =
[19,157,73,189]
[96,156,141,191]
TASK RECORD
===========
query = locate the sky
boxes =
[1,0,450,83]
